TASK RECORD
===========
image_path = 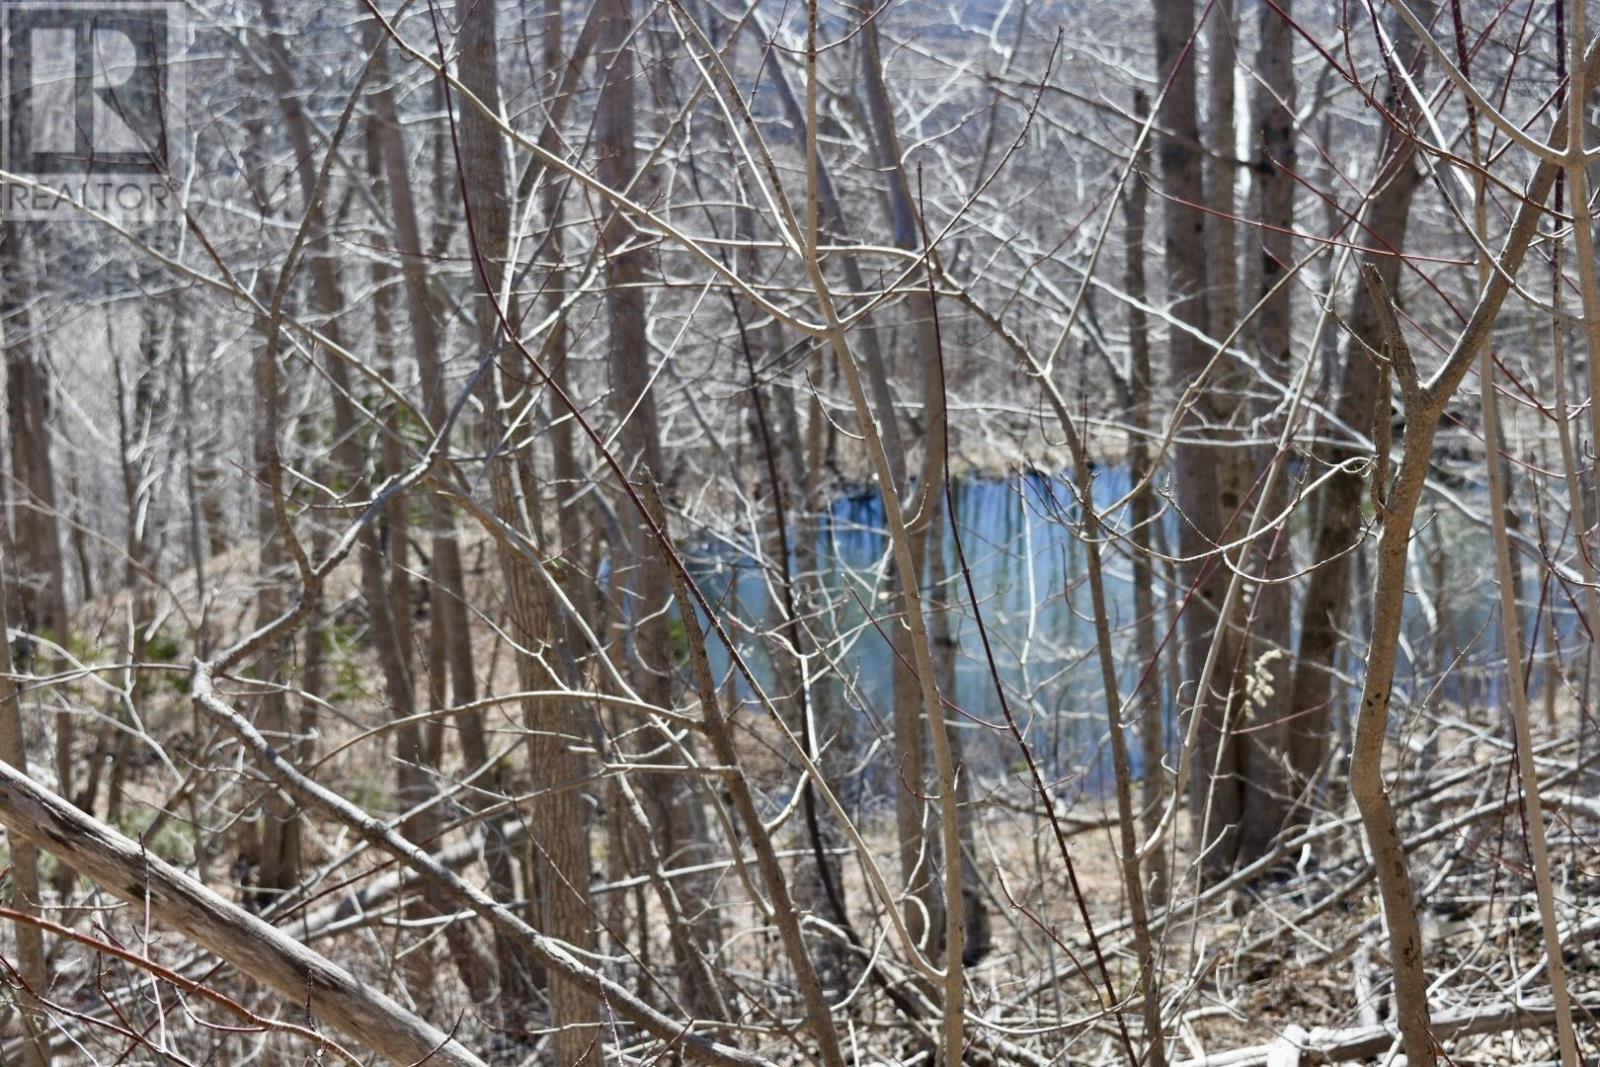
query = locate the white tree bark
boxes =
[0,758,487,1067]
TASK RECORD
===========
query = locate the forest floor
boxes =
[39,534,1600,1065]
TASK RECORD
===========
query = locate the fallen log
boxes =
[191,661,777,1067]
[1175,994,1600,1066]
[0,758,487,1067]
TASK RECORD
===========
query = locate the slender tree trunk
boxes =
[355,16,502,1006]
[363,117,417,710]
[456,0,593,1050]
[249,298,299,904]
[595,0,723,1019]
[926,498,991,964]
[237,67,300,896]
[751,11,911,478]
[361,19,484,778]
[1237,0,1296,864]
[1152,0,1233,871]
[1347,59,1595,1050]
[647,477,847,1067]
[725,193,858,992]
[858,13,950,955]
[0,224,69,809]
[1206,0,1237,343]
[173,305,209,652]
[107,302,166,835]
[1286,15,1426,803]
[0,554,49,1066]
[1124,88,1167,903]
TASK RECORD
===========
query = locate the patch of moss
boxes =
[61,630,98,662]
[668,614,689,664]
[143,626,191,693]
[145,627,183,663]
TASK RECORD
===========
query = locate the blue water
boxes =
[683,469,1559,804]
[686,468,1162,800]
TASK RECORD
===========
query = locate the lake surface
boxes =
[686,468,1554,803]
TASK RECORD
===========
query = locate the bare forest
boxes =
[0,0,1596,1063]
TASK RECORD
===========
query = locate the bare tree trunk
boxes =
[1348,62,1594,1050]
[1286,14,1426,804]
[172,304,209,652]
[1124,88,1167,904]
[0,223,69,808]
[594,0,723,1020]
[360,18,484,783]
[362,114,418,710]
[1152,0,1233,871]
[1237,0,1296,864]
[352,13,501,1005]
[0,552,50,1065]
[753,6,908,492]
[926,507,991,967]
[456,0,592,1051]
[722,190,858,992]
[247,245,300,903]
[1206,0,1238,344]
[858,12,950,956]
[106,303,164,830]
[1480,290,1581,1067]
[646,480,847,1067]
